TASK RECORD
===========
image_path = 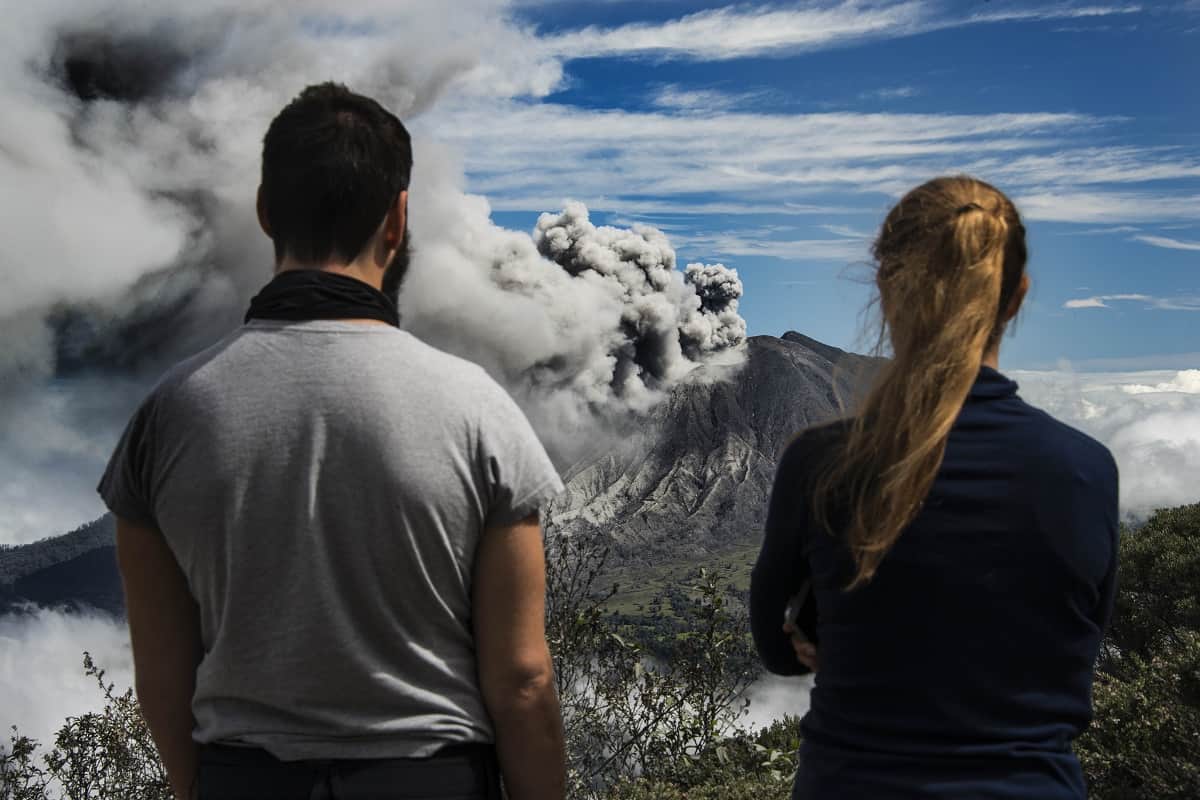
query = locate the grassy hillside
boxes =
[603,542,758,617]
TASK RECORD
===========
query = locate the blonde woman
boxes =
[751,176,1118,799]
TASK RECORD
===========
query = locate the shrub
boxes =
[1076,504,1200,799]
[0,654,169,800]
[545,531,757,796]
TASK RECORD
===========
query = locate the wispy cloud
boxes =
[541,3,930,61]
[650,85,764,112]
[859,86,921,101]
[1133,233,1200,251]
[1062,225,1143,235]
[1015,191,1200,223]
[683,233,869,262]
[434,99,1196,225]
[540,2,1143,62]
[1064,293,1200,310]
[821,223,872,238]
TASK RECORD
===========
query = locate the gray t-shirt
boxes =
[98,320,563,760]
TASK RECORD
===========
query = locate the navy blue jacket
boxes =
[751,367,1119,799]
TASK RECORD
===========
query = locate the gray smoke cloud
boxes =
[0,0,748,547]
[517,201,746,405]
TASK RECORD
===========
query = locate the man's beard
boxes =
[381,232,411,300]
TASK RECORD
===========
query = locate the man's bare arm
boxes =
[473,513,566,800]
[115,517,203,800]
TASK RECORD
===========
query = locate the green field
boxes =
[602,542,759,617]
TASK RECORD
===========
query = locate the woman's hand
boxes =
[783,621,819,672]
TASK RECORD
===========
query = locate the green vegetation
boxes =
[1076,503,1200,800]
[599,543,758,618]
[4,505,1199,799]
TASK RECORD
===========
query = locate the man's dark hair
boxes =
[261,82,412,264]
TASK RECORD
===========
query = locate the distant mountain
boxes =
[0,332,875,614]
[549,332,874,563]
[0,516,122,615]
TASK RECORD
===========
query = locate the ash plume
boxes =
[0,1,748,546]
[529,202,747,399]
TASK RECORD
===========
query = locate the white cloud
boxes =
[743,673,812,731]
[0,373,136,546]
[681,233,868,263]
[650,85,764,112]
[434,100,1108,214]
[0,608,133,747]
[1133,234,1200,251]
[1064,297,1110,309]
[972,148,1200,187]
[1015,368,1200,515]
[1016,191,1200,223]
[1063,293,1200,311]
[431,95,1198,227]
[820,224,873,239]
[541,3,932,61]
[1122,370,1200,395]
[860,86,920,101]
[1062,225,1142,235]
[539,2,1143,62]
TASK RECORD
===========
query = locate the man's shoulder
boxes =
[140,329,250,410]
[390,331,491,379]
[382,331,513,405]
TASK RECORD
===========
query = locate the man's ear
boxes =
[1005,273,1031,322]
[256,185,273,238]
[385,190,408,250]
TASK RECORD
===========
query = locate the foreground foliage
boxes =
[545,531,760,796]
[1076,503,1200,800]
[4,504,1198,799]
[0,655,169,800]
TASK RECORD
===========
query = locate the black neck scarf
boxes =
[245,269,400,327]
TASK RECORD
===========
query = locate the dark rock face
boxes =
[1,333,876,611]
[547,333,875,564]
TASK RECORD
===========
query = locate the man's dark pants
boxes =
[197,743,503,799]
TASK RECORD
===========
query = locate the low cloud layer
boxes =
[1016,368,1200,515]
[0,607,133,747]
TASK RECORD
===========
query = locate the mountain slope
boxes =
[0,516,122,615]
[548,332,873,562]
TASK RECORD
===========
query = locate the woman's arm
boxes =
[751,437,817,676]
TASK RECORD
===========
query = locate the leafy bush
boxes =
[0,654,169,800]
[1076,503,1200,799]
[545,531,757,796]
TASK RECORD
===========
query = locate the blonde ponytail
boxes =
[813,176,1028,588]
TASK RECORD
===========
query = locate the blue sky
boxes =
[428,0,1200,369]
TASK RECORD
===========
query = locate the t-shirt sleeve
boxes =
[96,397,159,527]
[475,380,564,529]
